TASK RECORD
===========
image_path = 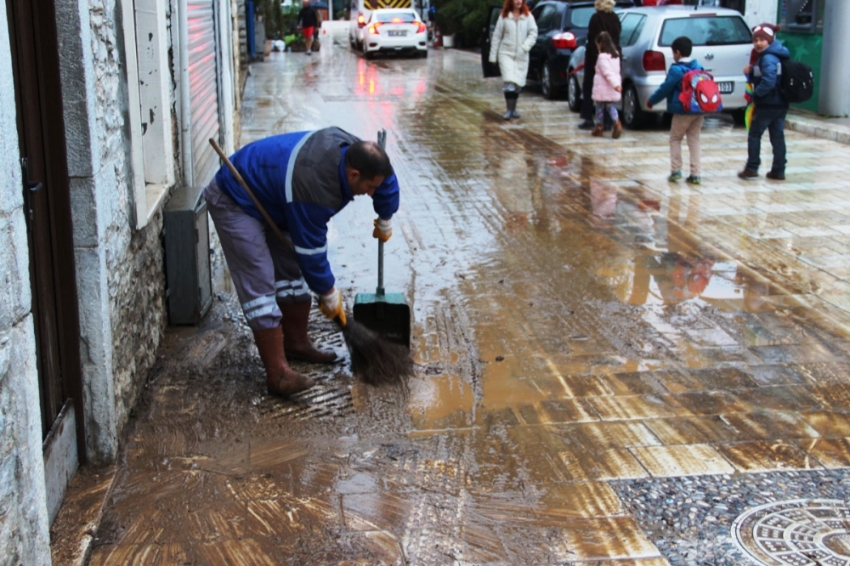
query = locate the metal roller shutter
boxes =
[187,0,221,186]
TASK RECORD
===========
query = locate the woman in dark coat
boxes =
[579,0,621,130]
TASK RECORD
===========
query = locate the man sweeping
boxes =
[203,127,399,397]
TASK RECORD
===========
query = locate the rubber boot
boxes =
[253,326,314,397]
[280,301,338,363]
[510,96,520,119]
[591,123,604,137]
[612,120,622,139]
[503,95,512,120]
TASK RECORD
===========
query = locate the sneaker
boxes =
[306,50,312,55]
[766,171,785,181]
[668,171,683,182]
[685,175,701,185]
[737,169,759,180]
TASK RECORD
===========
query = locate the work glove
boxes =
[372,217,392,242]
[319,288,347,326]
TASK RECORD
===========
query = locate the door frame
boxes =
[6,0,86,463]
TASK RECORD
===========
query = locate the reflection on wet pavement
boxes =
[84,45,850,564]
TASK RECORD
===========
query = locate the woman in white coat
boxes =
[488,0,538,120]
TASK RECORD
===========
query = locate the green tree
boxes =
[434,0,492,48]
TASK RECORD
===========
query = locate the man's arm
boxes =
[284,201,336,295]
[372,172,400,220]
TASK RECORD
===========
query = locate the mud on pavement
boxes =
[60,46,850,565]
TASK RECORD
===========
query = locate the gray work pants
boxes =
[204,179,312,331]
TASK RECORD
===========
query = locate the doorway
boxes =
[5,0,86,522]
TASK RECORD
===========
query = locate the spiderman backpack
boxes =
[678,69,723,114]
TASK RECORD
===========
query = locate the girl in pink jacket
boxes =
[591,31,623,139]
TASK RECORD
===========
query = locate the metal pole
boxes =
[819,0,850,116]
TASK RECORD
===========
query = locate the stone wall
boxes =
[89,0,168,459]
[0,1,51,562]
[56,0,169,462]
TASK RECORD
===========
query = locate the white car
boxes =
[353,9,428,59]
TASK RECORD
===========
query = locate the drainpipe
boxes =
[819,0,850,116]
[178,0,194,186]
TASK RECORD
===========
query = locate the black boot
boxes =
[509,95,520,119]
[503,94,512,120]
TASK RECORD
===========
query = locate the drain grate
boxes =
[733,499,850,566]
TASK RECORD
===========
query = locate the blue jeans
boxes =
[746,106,787,174]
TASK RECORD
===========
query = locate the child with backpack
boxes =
[591,31,623,139]
[647,36,706,185]
[738,23,791,181]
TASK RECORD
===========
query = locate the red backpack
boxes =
[678,68,723,114]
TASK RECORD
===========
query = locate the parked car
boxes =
[481,0,634,99]
[568,5,753,128]
[352,8,428,59]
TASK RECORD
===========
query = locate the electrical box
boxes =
[164,185,212,325]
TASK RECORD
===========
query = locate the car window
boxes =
[619,13,646,47]
[568,6,594,28]
[375,11,417,22]
[534,5,559,32]
[659,16,751,46]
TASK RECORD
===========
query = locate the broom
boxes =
[209,138,412,386]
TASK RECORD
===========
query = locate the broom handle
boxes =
[208,138,293,253]
[376,129,387,297]
[209,138,349,329]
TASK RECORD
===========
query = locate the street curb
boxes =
[786,113,850,145]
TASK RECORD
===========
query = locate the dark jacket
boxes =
[648,57,703,115]
[215,127,400,295]
[586,10,621,69]
[750,40,790,109]
[297,6,318,28]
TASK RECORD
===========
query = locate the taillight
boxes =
[368,22,381,34]
[642,50,666,72]
[357,14,366,27]
[551,32,577,50]
[415,21,426,34]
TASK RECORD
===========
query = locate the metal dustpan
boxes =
[353,129,410,348]
[353,239,410,347]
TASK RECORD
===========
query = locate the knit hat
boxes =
[752,23,779,44]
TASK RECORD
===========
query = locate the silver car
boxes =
[568,6,753,128]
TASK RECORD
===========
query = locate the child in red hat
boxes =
[738,23,790,181]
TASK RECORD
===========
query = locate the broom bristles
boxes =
[341,319,413,386]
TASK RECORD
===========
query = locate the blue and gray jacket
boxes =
[749,40,790,109]
[648,57,703,115]
[214,127,400,295]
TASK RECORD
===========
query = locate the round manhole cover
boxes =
[732,499,850,566]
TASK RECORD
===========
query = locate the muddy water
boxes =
[85,46,850,564]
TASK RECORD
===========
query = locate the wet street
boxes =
[70,44,850,565]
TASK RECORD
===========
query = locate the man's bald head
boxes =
[345,141,393,180]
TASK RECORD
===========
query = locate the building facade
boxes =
[0,0,238,562]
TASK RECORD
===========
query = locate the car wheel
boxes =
[622,84,649,129]
[568,74,580,112]
[541,62,558,100]
[420,49,428,58]
[362,40,372,59]
[731,108,746,127]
